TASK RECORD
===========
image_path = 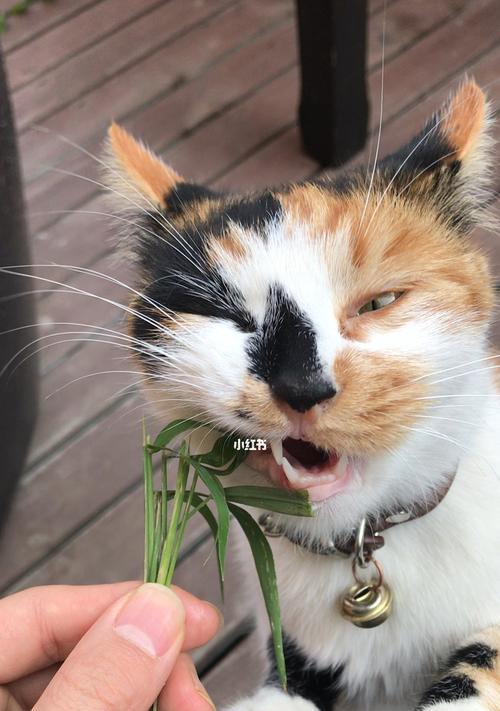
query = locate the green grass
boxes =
[143,419,314,708]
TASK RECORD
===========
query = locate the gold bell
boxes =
[341,579,393,628]
[340,518,393,628]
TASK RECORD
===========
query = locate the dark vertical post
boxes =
[0,44,38,532]
[295,0,369,167]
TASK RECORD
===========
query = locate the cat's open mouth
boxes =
[247,437,355,503]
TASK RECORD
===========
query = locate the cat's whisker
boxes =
[40,126,210,273]
[47,166,208,277]
[426,364,500,386]
[408,353,500,384]
[33,124,208,274]
[358,0,387,230]
[45,370,146,399]
[399,424,499,482]
[395,150,458,197]
[0,265,200,352]
[3,333,168,382]
[361,84,493,234]
[0,321,173,378]
[415,394,498,400]
[414,414,481,427]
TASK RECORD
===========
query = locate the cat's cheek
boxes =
[323,349,428,456]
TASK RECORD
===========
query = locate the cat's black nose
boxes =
[270,372,336,413]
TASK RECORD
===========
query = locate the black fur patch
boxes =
[134,209,256,336]
[380,114,456,180]
[204,190,282,235]
[247,285,335,412]
[266,634,344,711]
[132,188,282,343]
[448,642,497,671]
[165,183,217,216]
[416,673,477,709]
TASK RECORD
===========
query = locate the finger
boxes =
[7,664,60,709]
[0,581,139,683]
[6,587,222,709]
[159,653,215,711]
[171,586,222,650]
[35,583,186,711]
[0,583,221,684]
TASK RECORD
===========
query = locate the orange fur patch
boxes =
[233,356,427,457]
[234,376,288,432]
[318,350,428,455]
[441,80,486,162]
[108,122,182,205]
[336,191,493,340]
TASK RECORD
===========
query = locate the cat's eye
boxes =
[357,291,401,315]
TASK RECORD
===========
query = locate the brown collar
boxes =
[258,467,457,558]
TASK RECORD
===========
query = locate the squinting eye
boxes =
[357,291,402,315]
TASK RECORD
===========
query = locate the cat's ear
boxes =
[382,80,494,232]
[105,122,184,208]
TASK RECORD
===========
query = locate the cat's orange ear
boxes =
[438,80,488,163]
[105,123,183,207]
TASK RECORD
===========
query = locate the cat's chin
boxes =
[246,440,363,503]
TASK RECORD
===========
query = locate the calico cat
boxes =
[105,80,500,711]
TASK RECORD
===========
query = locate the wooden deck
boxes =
[0,0,499,705]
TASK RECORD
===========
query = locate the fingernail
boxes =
[191,666,215,710]
[114,583,184,657]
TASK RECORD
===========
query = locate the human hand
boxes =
[0,581,221,710]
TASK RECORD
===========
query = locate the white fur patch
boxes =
[224,687,319,711]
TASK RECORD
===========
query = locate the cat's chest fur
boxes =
[244,400,500,710]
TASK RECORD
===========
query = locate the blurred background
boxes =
[0,0,499,705]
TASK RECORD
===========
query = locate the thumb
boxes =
[34,583,185,711]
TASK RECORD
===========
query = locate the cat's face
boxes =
[106,81,496,534]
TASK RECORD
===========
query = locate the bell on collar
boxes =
[340,518,393,628]
[341,579,393,628]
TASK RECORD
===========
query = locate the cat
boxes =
[104,80,500,711]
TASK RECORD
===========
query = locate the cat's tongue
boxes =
[266,439,355,502]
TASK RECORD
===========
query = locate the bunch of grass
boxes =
[143,419,313,709]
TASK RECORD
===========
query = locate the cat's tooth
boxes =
[270,439,283,466]
[335,454,348,478]
[282,457,302,484]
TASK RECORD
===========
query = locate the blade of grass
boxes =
[151,418,206,451]
[157,442,189,585]
[191,459,230,586]
[143,429,155,582]
[228,503,287,690]
[225,485,313,516]
[194,433,239,467]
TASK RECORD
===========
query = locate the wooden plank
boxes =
[0,394,143,590]
[1,0,99,53]
[6,0,163,91]
[13,0,241,131]
[24,0,453,234]
[215,2,500,190]
[33,256,136,368]
[18,0,292,176]
[25,18,296,235]
[366,0,468,69]
[27,338,138,466]
[366,0,500,126]
[203,630,266,708]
